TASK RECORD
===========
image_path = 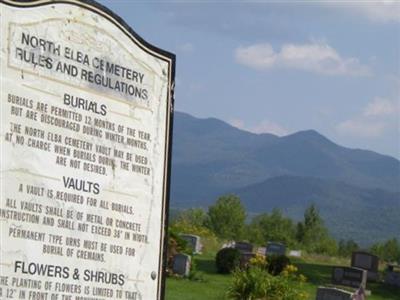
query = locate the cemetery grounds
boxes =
[166,252,400,300]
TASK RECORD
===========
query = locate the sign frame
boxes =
[0,0,176,299]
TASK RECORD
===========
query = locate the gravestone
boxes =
[221,241,235,249]
[385,264,400,287]
[332,266,367,289]
[257,247,267,256]
[172,253,191,277]
[351,251,379,281]
[289,250,302,258]
[180,234,202,254]
[235,241,253,254]
[266,242,286,256]
[240,252,256,269]
[316,287,353,300]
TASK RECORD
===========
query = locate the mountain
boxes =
[170,112,400,245]
[234,175,400,245]
[171,112,399,203]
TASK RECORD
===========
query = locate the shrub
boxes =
[249,254,268,269]
[228,266,269,300]
[266,255,291,276]
[228,266,308,300]
[216,247,241,274]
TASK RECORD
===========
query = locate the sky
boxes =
[98,0,400,159]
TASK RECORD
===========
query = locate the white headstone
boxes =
[180,234,202,254]
[289,250,302,257]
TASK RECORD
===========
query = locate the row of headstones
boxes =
[172,237,285,276]
[223,241,288,269]
[350,252,400,288]
[232,241,302,258]
[171,234,202,276]
[232,241,287,256]
[171,240,286,278]
[316,251,380,300]
[172,237,400,294]
[319,251,400,298]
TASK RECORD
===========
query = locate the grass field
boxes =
[166,253,400,300]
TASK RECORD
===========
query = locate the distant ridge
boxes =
[234,175,400,245]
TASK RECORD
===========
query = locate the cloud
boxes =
[336,119,387,137]
[336,97,399,138]
[235,41,371,76]
[229,118,289,136]
[363,97,400,117]
[235,44,277,69]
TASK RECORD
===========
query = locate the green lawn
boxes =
[166,254,231,300]
[166,254,400,300]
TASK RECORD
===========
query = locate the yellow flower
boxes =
[299,274,307,283]
[249,254,267,268]
[283,264,298,274]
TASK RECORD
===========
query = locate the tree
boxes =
[338,239,359,258]
[304,204,322,230]
[207,194,246,240]
[296,204,337,255]
[248,209,296,247]
[170,207,216,239]
[371,238,400,262]
[175,208,208,228]
[383,238,400,262]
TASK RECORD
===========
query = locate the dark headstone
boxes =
[235,241,253,253]
[351,251,379,281]
[180,234,202,254]
[240,252,256,269]
[385,264,400,287]
[332,266,367,289]
[316,287,353,300]
[266,242,286,256]
[172,253,191,276]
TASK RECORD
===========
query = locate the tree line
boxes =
[170,194,400,262]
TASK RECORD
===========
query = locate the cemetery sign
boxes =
[0,0,175,299]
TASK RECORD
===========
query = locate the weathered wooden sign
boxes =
[0,0,175,299]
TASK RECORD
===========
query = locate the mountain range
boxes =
[170,112,400,246]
